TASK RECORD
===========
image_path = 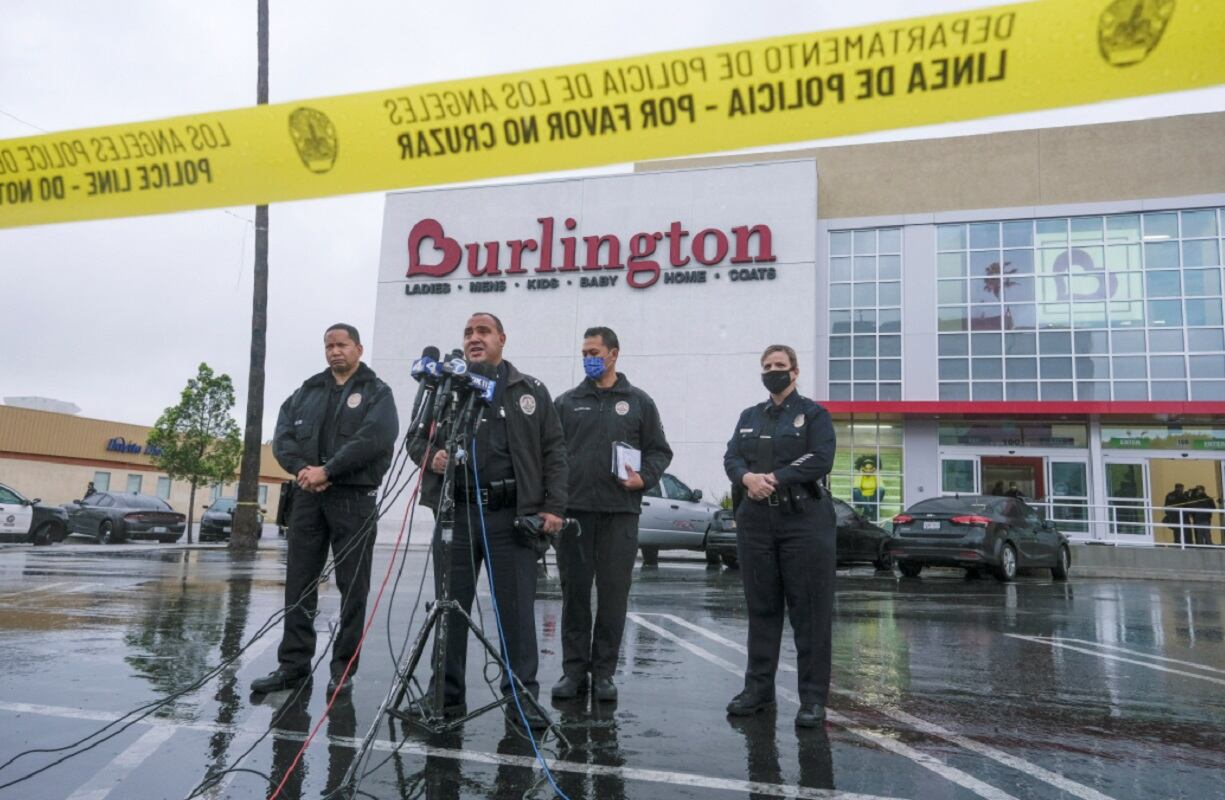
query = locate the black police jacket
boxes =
[273,362,400,489]
[411,360,569,519]
[723,391,836,490]
[555,373,673,515]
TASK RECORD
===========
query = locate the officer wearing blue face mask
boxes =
[552,326,672,703]
[723,344,836,728]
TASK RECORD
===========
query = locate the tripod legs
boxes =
[386,599,569,748]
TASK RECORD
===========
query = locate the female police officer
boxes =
[723,344,837,727]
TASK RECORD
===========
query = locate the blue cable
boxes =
[469,435,572,800]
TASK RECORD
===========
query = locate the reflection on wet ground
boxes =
[1,540,1223,799]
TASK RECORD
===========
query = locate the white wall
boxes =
[372,161,818,513]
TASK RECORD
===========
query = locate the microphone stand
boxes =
[339,384,569,794]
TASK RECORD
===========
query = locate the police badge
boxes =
[288,107,339,173]
[1098,0,1175,67]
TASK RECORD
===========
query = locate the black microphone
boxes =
[453,360,498,439]
[409,345,441,425]
[431,348,467,430]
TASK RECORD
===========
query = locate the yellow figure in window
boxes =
[852,455,886,518]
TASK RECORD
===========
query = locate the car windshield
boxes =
[211,499,236,513]
[907,496,1006,515]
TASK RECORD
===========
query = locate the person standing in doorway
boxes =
[552,326,673,703]
[1162,483,1188,545]
[723,344,837,728]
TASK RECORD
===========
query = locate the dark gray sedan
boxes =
[199,498,263,542]
[888,495,1071,581]
[63,492,186,544]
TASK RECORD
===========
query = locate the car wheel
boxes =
[898,561,922,578]
[873,551,894,573]
[31,522,57,547]
[99,520,115,545]
[640,545,659,565]
[705,542,722,567]
[994,543,1018,582]
[721,553,739,569]
[1051,545,1071,581]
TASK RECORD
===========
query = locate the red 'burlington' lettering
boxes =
[405,216,775,289]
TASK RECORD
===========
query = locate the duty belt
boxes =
[455,478,517,511]
[760,484,821,507]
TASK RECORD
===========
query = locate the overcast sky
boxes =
[2,0,1223,434]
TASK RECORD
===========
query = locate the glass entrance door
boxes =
[1105,460,1149,541]
[941,457,979,495]
[1047,459,1090,536]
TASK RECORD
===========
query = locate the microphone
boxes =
[430,349,467,431]
[452,360,497,438]
[409,345,441,424]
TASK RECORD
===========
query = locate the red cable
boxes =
[268,445,430,800]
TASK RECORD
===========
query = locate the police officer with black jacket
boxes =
[409,312,568,729]
[552,326,672,703]
[252,323,399,697]
[723,344,836,728]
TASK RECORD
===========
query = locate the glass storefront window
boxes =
[828,227,903,401]
[937,208,1225,401]
[830,418,904,522]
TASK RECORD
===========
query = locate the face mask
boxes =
[583,356,607,380]
[761,369,793,394]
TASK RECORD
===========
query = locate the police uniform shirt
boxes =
[318,382,346,464]
[473,362,514,483]
[725,391,836,490]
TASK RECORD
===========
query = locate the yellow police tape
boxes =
[1,0,1222,228]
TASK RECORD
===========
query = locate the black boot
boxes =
[251,667,310,694]
[507,698,550,730]
[551,674,589,700]
[725,690,775,716]
[795,703,827,727]
[592,676,618,703]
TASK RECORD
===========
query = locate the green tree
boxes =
[147,363,242,544]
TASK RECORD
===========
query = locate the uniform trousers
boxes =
[555,511,640,680]
[433,504,540,702]
[734,495,836,706]
[278,486,378,679]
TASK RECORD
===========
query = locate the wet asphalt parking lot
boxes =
[1,535,1223,800]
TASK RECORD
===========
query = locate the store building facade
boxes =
[0,405,289,518]
[374,111,1225,545]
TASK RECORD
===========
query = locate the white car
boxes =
[0,482,70,545]
[637,472,722,563]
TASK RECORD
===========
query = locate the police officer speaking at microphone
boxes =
[252,323,399,697]
[408,312,568,730]
[723,344,836,728]
[553,326,672,703]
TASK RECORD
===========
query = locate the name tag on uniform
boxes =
[739,428,754,433]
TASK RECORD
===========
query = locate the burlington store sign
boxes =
[403,215,779,294]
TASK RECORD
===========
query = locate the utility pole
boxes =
[231,0,270,552]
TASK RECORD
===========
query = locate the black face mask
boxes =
[761,369,793,395]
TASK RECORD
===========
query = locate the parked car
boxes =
[888,495,1071,582]
[200,498,264,542]
[637,473,722,562]
[63,491,186,544]
[0,482,70,545]
[705,496,896,570]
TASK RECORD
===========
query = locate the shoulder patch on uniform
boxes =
[519,395,537,415]
[347,392,362,409]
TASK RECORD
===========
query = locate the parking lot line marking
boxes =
[627,613,1020,800]
[0,581,72,598]
[1030,637,1225,675]
[0,699,908,800]
[1006,635,1225,687]
[639,613,1121,800]
[64,724,177,800]
[62,582,105,594]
